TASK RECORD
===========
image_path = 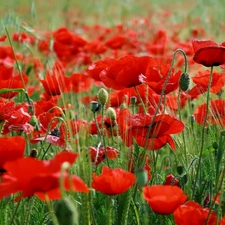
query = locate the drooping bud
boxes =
[179,73,190,92]
[135,168,148,187]
[55,197,78,225]
[106,107,116,121]
[177,164,184,175]
[97,88,108,106]
[90,101,101,113]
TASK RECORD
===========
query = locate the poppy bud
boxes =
[179,73,190,92]
[97,88,108,106]
[106,107,116,121]
[180,173,188,185]
[130,96,137,105]
[55,197,78,225]
[90,101,101,113]
[30,149,38,158]
[177,164,184,175]
[212,142,219,149]
[30,115,38,127]
[135,168,148,187]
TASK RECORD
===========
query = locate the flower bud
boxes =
[136,168,148,187]
[90,101,101,113]
[106,107,116,121]
[179,73,190,92]
[97,88,108,106]
[177,164,184,175]
[30,115,38,127]
[55,197,78,225]
[130,96,137,105]
[30,149,38,158]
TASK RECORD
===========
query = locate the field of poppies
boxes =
[1,0,225,224]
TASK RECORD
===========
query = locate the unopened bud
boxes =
[136,168,148,187]
[90,101,101,113]
[130,96,137,105]
[55,197,78,225]
[177,164,184,175]
[106,107,116,121]
[97,88,108,106]
[30,115,38,127]
[30,149,38,158]
[179,73,190,92]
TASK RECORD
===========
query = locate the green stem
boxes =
[193,66,214,196]
[177,89,187,162]
[134,86,147,114]
[45,195,58,225]
[107,197,113,225]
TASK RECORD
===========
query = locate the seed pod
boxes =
[179,73,190,92]
[97,88,108,106]
[30,115,38,127]
[55,197,78,225]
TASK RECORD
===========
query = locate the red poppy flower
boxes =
[173,200,217,225]
[12,32,35,45]
[99,55,157,90]
[110,84,161,114]
[164,174,179,186]
[92,166,136,195]
[84,40,106,55]
[88,146,119,165]
[220,216,225,225]
[144,64,182,95]
[118,110,184,150]
[0,35,6,42]
[31,112,72,150]
[192,39,225,67]
[143,185,188,215]
[0,136,25,171]
[193,99,225,127]
[166,92,187,111]
[86,58,116,82]
[188,70,225,99]
[0,151,89,200]
[105,35,127,49]
[53,27,87,63]
[89,114,117,137]
[39,62,70,96]
[2,105,33,134]
[0,99,15,121]
[69,73,93,93]
[0,65,29,99]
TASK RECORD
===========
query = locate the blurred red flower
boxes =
[39,62,70,96]
[92,166,136,195]
[0,151,89,200]
[173,200,217,225]
[164,174,179,186]
[192,39,225,67]
[194,99,225,127]
[143,185,188,215]
[188,70,225,99]
[69,73,93,93]
[0,136,25,172]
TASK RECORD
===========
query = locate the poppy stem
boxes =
[193,66,214,196]
[45,194,58,225]
[134,86,147,114]
[107,196,113,225]
[178,89,187,162]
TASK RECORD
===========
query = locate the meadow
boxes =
[1,0,225,224]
